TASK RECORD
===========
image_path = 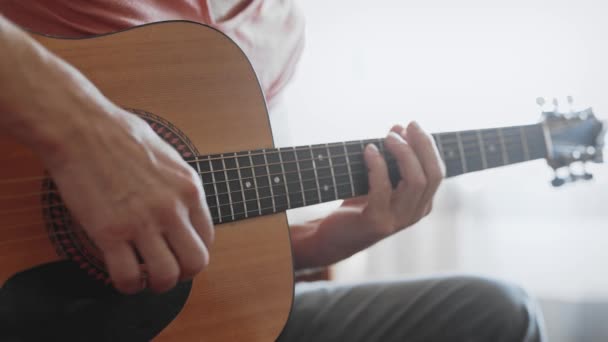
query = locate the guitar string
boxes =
[9,146,541,232]
[0,142,540,205]
[0,133,540,186]
[0,144,543,211]
[178,128,537,164]
[2,150,537,228]
[0,164,384,217]
[18,174,394,236]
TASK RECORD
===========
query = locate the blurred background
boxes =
[276,1,608,341]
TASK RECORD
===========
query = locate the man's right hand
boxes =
[0,14,214,294]
[48,107,215,294]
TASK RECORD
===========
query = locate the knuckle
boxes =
[181,178,203,201]
[113,274,141,294]
[379,179,392,191]
[150,268,179,293]
[367,214,394,237]
[374,223,395,237]
[151,198,179,217]
[429,170,444,185]
[98,223,136,241]
[182,251,210,278]
[410,175,428,189]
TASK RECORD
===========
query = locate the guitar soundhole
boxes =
[42,108,199,283]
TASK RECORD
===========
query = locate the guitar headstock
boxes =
[540,97,606,186]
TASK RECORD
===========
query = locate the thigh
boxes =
[277,275,546,342]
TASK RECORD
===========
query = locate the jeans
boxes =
[278,275,546,342]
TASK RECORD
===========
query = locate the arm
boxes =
[0,15,214,293]
[290,122,444,270]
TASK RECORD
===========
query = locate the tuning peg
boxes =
[581,163,593,180]
[551,176,566,187]
[552,98,559,112]
[536,97,546,107]
[567,95,575,113]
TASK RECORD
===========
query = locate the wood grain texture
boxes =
[0,22,294,341]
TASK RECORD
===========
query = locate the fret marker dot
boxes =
[274,176,281,184]
[323,184,329,191]
[488,144,496,152]
[318,154,324,161]
[447,150,455,158]
[245,181,252,188]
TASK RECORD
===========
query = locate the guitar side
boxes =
[0,21,294,341]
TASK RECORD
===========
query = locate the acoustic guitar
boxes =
[0,21,605,341]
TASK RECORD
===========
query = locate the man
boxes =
[0,1,545,341]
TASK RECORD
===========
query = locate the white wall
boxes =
[281,0,608,302]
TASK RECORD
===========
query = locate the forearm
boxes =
[0,15,115,159]
[290,220,322,270]
[290,206,379,270]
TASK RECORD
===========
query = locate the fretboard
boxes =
[187,124,547,224]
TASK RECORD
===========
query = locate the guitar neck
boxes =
[188,123,548,224]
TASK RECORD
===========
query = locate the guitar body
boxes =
[0,21,293,341]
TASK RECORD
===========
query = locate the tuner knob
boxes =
[552,98,559,111]
[551,176,566,187]
[567,95,575,113]
[536,97,546,107]
[582,163,593,180]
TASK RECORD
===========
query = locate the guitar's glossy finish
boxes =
[0,21,294,341]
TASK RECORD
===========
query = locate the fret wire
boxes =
[221,154,235,221]
[262,149,277,213]
[434,133,445,160]
[342,141,356,197]
[248,151,262,216]
[194,158,202,175]
[310,147,323,203]
[456,131,468,173]
[207,157,223,223]
[497,128,509,165]
[277,148,291,209]
[476,130,488,169]
[234,153,249,218]
[326,144,339,200]
[293,147,307,206]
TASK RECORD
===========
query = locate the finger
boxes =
[424,202,433,216]
[179,169,215,247]
[384,131,426,226]
[190,197,215,248]
[134,231,180,293]
[100,241,142,294]
[362,143,392,231]
[404,121,444,216]
[391,124,406,135]
[166,216,210,282]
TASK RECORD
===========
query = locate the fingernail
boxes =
[411,121,421,131]
[388,131,406,143]
[366,143,379,154]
